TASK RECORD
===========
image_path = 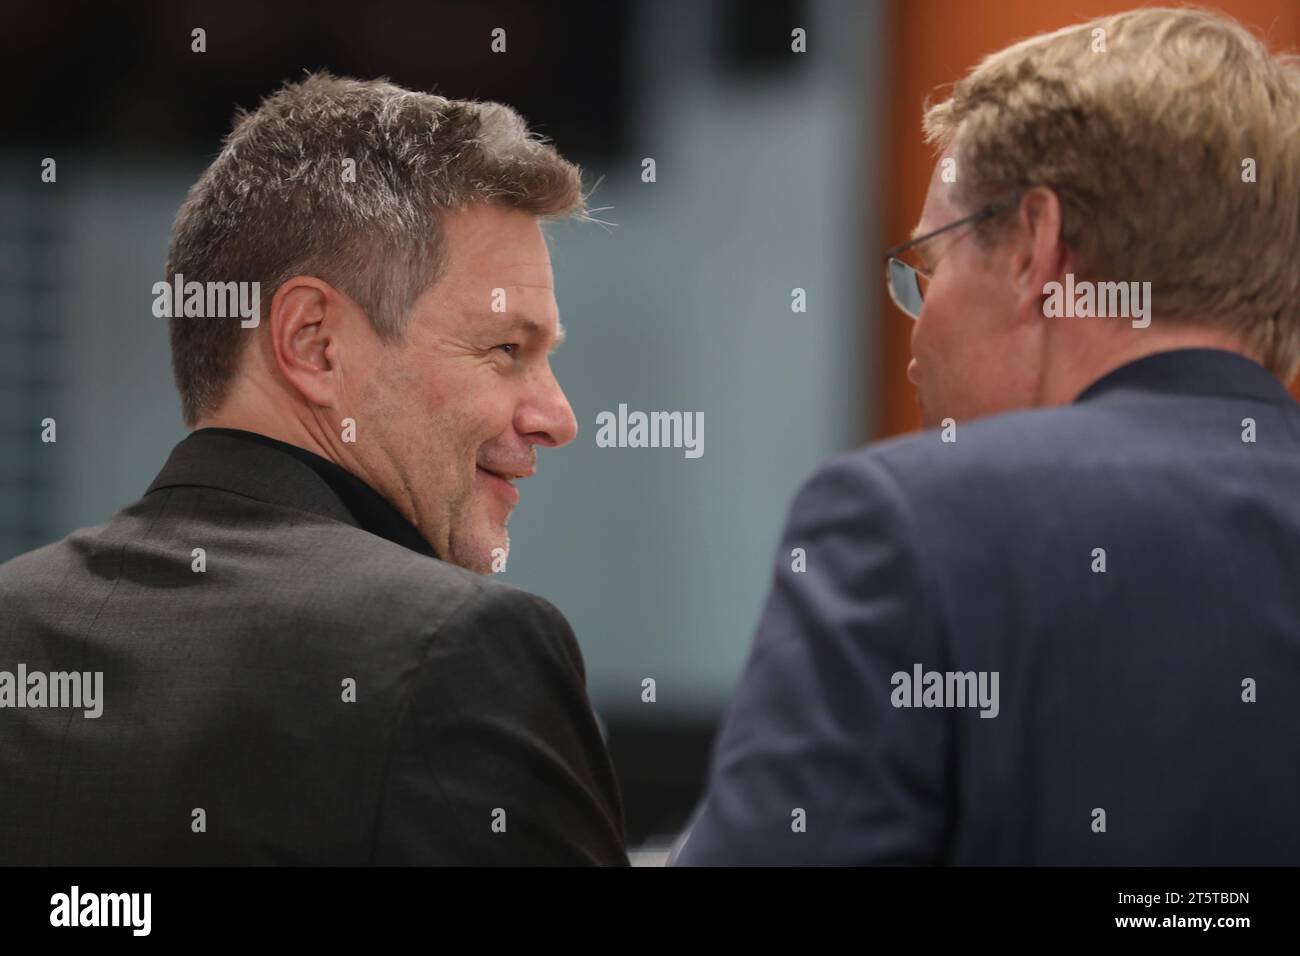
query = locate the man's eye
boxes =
[494,343,519,355]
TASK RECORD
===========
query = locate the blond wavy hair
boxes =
[922,7,1300,379]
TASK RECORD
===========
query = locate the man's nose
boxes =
[907,358,921,385]
[518,364,578,448]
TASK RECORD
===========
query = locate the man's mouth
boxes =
[476,465,528,505]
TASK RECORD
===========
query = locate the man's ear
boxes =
[1009,186,1067,324]
[268,276,344,410]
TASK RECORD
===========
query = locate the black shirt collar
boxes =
[191,428,438,560]
[1072,348,1293,407]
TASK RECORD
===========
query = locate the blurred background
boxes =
[2,0,1297,859]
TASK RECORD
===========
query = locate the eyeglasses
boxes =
[882,195,1019,320]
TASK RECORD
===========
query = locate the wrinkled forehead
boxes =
[441,207,554,287]
[430,209,552,305]
[429,208,564,343]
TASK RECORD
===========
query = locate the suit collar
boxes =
[1073,348,1293,406]
[146,429,360,528]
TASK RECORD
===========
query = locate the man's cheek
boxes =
[471,405,519,452]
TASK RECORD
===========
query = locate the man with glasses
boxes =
[677,8,1300,865]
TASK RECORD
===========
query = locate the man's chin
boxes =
[446,525,510,575]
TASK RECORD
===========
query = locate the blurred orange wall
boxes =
[876,0,1300,437]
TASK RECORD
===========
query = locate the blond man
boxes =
[679,8,1300,866]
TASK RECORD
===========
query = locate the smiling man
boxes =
[197,200,571,574]
[0,73,626,865]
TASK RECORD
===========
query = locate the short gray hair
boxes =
[166,71,586,426]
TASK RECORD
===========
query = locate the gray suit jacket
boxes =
[679,348,1300,865]
[0,430,627,865]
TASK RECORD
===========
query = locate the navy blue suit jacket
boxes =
[678,349,1300,865]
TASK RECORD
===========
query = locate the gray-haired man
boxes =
[0,73,627,865]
